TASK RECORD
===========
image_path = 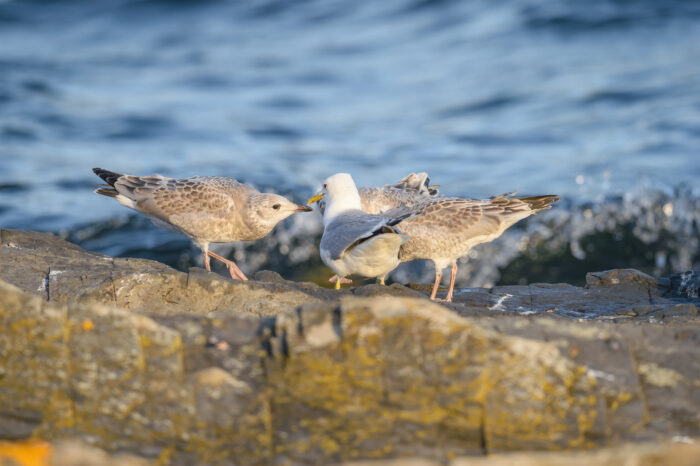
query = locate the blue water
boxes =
[1,0,699,285]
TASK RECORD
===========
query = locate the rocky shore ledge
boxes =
[1,229,698,465]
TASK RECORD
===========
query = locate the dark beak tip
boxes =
[298,205,313,212]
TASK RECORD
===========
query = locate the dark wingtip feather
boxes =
[92,168,123,187]
[94,187,119,198]
[387,211,416,227]
[519,195,561,211]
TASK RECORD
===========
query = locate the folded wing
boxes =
[321,210,412,261]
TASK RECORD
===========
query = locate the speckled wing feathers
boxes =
[109,175,261,242]
[358,172,439,214]
[393,194,559,263]
[115,176,246,218]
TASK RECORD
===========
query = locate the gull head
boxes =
[308,173,362,225]
[249,193,312,231]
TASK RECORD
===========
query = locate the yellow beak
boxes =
[307,193,325,204]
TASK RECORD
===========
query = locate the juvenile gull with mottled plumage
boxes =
[388,193,560,302]
[92,168,312,280]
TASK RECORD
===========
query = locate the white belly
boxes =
[322,233,404,280]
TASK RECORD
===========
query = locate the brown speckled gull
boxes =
[92,168,312,280]
[389,193,560,302]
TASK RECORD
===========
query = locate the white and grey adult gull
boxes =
[308,173,413,289]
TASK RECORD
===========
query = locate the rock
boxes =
[344,459,441,466]
[264,297,600,460]
[447,272,696,321]
[251,269,287,283]
[352,282,427,299]
[585,268,660,291]
[344,442,700,466]
[1,229,700,464]
[451,441,700,466]
[0,439,149,466]
[0,229,340,316]
[50,440,150,466]
[2,229,697,322]
[2,277,700,464]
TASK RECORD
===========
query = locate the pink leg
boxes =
[329,275,353,285]
[207,250,248,281]
[429,271,443,301]
[202,251,211,272]
[445,262,458,303]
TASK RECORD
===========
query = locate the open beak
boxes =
[295,205,313,212]
[307,192,325,204]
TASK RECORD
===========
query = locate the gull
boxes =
[318,172,439,285]
[308,173,413,289]
[390,193,560,302]
[92,168,312,280]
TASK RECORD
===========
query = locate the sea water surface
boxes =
[1,0,699,286]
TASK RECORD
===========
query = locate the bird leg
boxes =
[206,250,248,281]
[429,271,443,300]
[202,251,211,272]
[445,262,458,303]
[335,277,342,290]
[378,278,386,286]
[329,275,353,285]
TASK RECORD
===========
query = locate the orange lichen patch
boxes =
[0,440,51,466]
[81,319,95,331]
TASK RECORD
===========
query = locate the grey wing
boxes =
[322,213,398,260]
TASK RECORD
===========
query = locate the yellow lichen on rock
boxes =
[0,440,51,466]
[264,297,604,463]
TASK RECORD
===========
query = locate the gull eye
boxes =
[272,204,281,210]
[323,183,327,189]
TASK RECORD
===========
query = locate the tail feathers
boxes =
[518,195,561,211]
[92,168,123,187]
[94,187,119,198]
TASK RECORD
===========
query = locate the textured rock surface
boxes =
[3,438,699,466]
[1,229,699,464]
[0,229,402,316]
[2,228,697,322]
[0,439,149,466]
[441,268,698,321]
[344,441,700,466]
